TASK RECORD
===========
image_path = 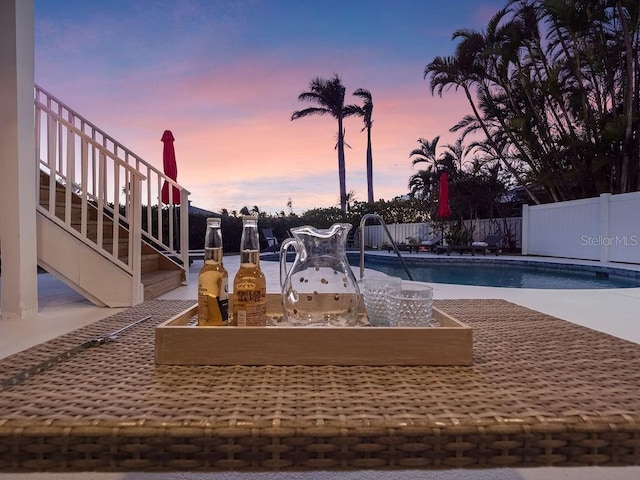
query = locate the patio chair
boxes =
[382,236,421,253]
[419,234,442,253]
[261,228,280,252]
[472,234,503,255]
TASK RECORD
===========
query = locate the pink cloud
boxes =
[38,42,474,215]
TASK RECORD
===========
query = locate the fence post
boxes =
[600,193,611,263]
[521,205,529,255]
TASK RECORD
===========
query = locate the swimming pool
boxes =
[348,254,640,289]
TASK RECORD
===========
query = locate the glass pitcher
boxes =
[280,223,361,326]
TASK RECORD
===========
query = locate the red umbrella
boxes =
[161,130,180,204]
[437,171,451,219]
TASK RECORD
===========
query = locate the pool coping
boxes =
[354,251,640,283]
[263,250,640,284]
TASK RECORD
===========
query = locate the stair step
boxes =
[39,187,82,203]
[142,269,183,300]
[41,205,100,225]
[39,171,185,302]
[71,220,119,238]
[141,254,159,274]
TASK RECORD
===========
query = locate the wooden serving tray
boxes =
[155,294,473,366]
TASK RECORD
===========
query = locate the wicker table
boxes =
[1,299,639,471]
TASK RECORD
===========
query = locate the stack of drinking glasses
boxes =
[362,276,434,327]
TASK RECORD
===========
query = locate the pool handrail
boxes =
[359,214,413,281]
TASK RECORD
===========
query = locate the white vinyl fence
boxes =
[364,223,435,248]
[363,218,522,249]
[463,217,522,249]
[522,192,640,264]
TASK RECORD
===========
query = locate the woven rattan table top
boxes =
[0,299,639,471]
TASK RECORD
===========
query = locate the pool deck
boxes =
[2,252,640,355]
[1,252,640,479]
[356,252,640,345]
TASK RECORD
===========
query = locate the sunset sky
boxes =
[35,0,504,215]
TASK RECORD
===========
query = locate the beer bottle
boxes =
[232,215,267,326]
[197,217,229,325]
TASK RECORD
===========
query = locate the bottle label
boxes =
[236,310,247,327]
[197,271,228,326]
[234,289,267,326]
[235,290,265,303]
[235,303,266,326]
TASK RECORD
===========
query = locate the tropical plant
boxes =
[444,222,474,246]
[291,74,358,213]
[349,197,430,224]
[407,133,510,222]
[409,136,440,168]
[345,190,357,212]
[439,137,466,173]
[299,207,349,228]
[408,169,436,200]
[425,0,640,203]
[425,20,542,203]
[347,88,375,203]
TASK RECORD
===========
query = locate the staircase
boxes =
[34,85,190,307]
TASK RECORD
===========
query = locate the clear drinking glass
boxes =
[362,276,402,326]
[386,281,434,327]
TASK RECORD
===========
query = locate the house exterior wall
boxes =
[0,0,38,319]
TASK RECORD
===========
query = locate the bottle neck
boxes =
[204,246,223,263]
[240,249,260,265]
[204,223,223,263]
[239,221,260,265]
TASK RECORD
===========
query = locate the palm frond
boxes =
[291,107,331,121]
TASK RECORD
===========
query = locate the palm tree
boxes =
[408,169,435,201]
[428,0,640,200]
[440,137,466,173]
[408,137,441,221]
[292,74,357,213]
[345,190,357,212]
[348,88,375,203]
[425,25,542,203]
[410,137,440,168]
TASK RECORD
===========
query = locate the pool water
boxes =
[349,255,640,289]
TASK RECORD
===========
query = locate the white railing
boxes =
[34,85,190,280]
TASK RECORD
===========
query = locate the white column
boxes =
[0,0,38,319]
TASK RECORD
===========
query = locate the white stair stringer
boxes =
[34,85,189,305]
[36,212,143,307]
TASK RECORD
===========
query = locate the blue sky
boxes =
[35,0,504,214]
